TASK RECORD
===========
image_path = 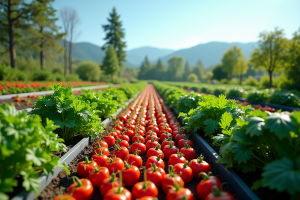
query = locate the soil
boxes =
[34,91,241,200]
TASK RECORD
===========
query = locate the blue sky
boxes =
[52,0,300,50]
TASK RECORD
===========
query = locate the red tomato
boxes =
[125,123,136,131]
[167,187,194,200]
[196,173,222,200]
[160,132,173,141]
[163,143,179,160]
[132,169,158,199]
[173,161,193,184]
[92,145,109,156]
[110,130,119,140]
[145,134,159,143]
[137,196,158,200]
[159,122,169,129]
[88,167,110,188]
[189,156,211,178]
[124,129,135,139]
[161,137,175,149]
[205,186,236,200]
[104,156,125,174]
[53,195,75,200]
[180,143,196,160]
[121,161,141,186]
[104,187,132,200]
[168,152,187,166]
[111,145,129,160]
[145,130,157,138]
[91,149,109,166]
[178,135,194,149]
[103,135,115,147]
[135,127,145,136]
[118,133,130,142]
[147,125,159,134]
[161,166,184,194]
[118,115,127,122]
[100,173,122,196]
[147,145,164,159]
[146,138,160,150]
[130,140,146,155]
[116,138,129,148]
[175,132,185,144]
[67,177,93,200]
[93,140,108,149]
[146,155,165,169]
[115,120,124,127]
[132,134,145,143]
[77,156,98,177]
[146,163,165,187]
[124,150,143,168]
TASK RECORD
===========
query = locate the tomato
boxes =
[104,156,125,174]
[118,133,130,142]
[173,161,193,184]
[175,132,185,144]
[88,167,110,188]
[196,172,221,200]
[118,115,127,122]
[157,117,166,125]
[124,150,143,168]
[146,138,160,150]
[92,149,109,166]
[161,166,184,194]
[147,125,159,134]
[67,177,93,200]
[111,145,129,160]
[146,163,165,187]
[103,134,115,147]
[160,132,173,141]
[146,155,165,169]
[116,138,129,148]
[121,161,141,186]
[161,137,175,149]
[180,143,196,160]
[178,135,194,149]
[137,196,158,200]
[93,145,109,156]
[93,140,108,149]
[160,126,172,135]
[135,127,145,136]
[115,120,124,127]
[189,155,211,178]
[132,169,158,199]
[159,121,169,129]
[130,140,146,155]
[77,156,98,177]
[100,173,122,196]
[166,181,194,200]
[53,195,76,200]
[104,187,132,200]
[145,130,157,138]
[163,142,179,159]
[110,130,119,140]
[147,145,164,159]
[132,134,145,143]
[125,123,136,131]
[168,151,186,166]
[205,186,236,200]
[124,129,135,139]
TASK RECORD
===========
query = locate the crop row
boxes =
[153,81,300,200]
[0,82,146,200]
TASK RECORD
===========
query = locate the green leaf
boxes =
[262,157,300,195]
[4,126,19,139]
[0,193,9,200]
[57,161,70,175]
[20,171,40,195]
[219,112,233,130]
[251,179,263,190]
[204,118,219,136]
[246,117,265,137]
[26,148,47,166]
[64,120,76,128]
[232,143,253,164]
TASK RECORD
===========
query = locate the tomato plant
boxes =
[77,156,98,177]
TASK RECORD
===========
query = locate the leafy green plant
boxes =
[118,85,138,99]
[214,87,227,94]
[172,92,205,113]
[269,91,300,108]
[226,88,247,97]
[246,89,273,102]
[101,87,128,108]
[0,104,69,200]
[30,84,104,141]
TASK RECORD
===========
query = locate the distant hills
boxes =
[66,41,257,68]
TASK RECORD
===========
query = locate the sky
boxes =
[52,0,300,50]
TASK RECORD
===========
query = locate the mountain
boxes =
[161,41,257,68]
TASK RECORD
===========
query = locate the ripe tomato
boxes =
[161,166,184,194]
[104,187,132,200]
[147,145,164,159]
[145,134,159,143]
[130,140,146,155]
[178,135,194,149]
[161,137,175,149]
[67,177,93,200]
[132,134,145,143]
[103,134,115,147]
[160,132,173,141]
[135,127,145,136]
[116,138,129,148]
[124,150,143,168]
[163,142,179,159]
[92,145,109,156]
[146,138,160,150]
[91,149,109,166]
[125,123,136,131]
[146,155,165,169]
[100,173,122,196]
[159,122,169,129]
[124,129,135,139]
[173,161,193,184]
[104,156,125,174]
[137,196,158,200]
[189,155,211,178]
[53,195,75,200]
[180,143,196,160]
[121,161,141,186]
[147,125,159,134]
[132,169,158,199]
[168,152,186,166]
[145,130,157,138]
[118,115,127,122]
[93,140,108,149]
[115,120,124,127]
[111,145,129,160]
[205,186,235,200]
[77,156,98,177]
[146,163,165,187]
[175,132,185,144]
[118,133,130,142]
[88,167,110,188]
[110,129,119,139]
[167,187,194,200]
[196,172,221,200]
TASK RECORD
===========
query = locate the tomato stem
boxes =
[200,172,210,181]
[183,160,189,168]
[157,154,162,161]
[155,144,160,150]
[212,185,222,197]
[109,172,116,182]
[142,167,148,189]
[197,155,204,163]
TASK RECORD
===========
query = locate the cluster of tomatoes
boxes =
[54,85,235,200]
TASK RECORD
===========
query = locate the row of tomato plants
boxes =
[0,82,146,200]
[153,81,300,199]
[0,81,107,95]
[53,85,236,200]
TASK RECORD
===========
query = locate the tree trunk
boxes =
[40,27,45,70]
[64,39,67,76]
[8,0,17,69]
[69,42,72,74]
[268,70,273,88]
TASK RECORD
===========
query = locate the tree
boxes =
[187,73,198,82]
[154,58,167,80]
[250,27,287,88]
[102,7,126,75]
[76,61,101,81]
[192,65,203,82]
[233,52,248,85]
[221,45,242,80]
[138,56,151,80]
[183,61,191,81]
[212,64,228,81]
[60,7,80,75]
[0,0,30,69]
[167,56,184,81]
[101,45,119,82]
